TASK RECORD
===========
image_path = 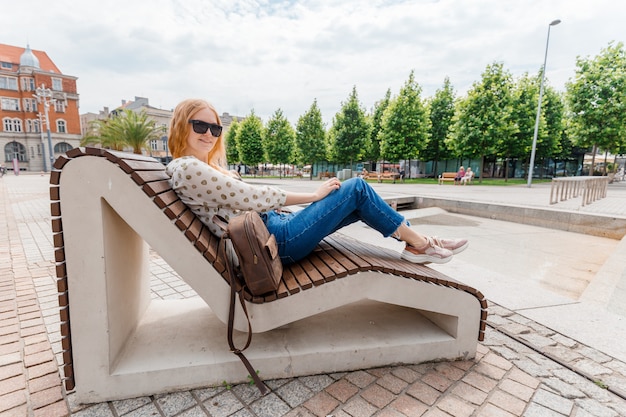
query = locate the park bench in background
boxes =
[438,172,456,184]
[50,148,487,403]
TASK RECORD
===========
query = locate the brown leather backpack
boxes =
[213,212,283,395]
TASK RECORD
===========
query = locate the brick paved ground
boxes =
[1,174,626,417]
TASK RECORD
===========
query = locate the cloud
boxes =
[3,0,625,124]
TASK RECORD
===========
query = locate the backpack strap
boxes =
[221,236,270,395]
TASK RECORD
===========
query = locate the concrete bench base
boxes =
[51,149,485,403]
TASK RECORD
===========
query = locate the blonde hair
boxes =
[168,99,227,170]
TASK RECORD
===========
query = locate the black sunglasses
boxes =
[189,120,223,137]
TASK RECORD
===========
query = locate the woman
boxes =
[454,166,465,185]
[166,99,468,265]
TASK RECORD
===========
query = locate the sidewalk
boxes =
[1,173,625,417]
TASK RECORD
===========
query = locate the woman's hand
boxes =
[314,177,341,201]
[284,177,341,206]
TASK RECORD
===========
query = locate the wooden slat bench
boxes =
[438,172,457,184]
[365,172,401,183]
[50,148,487,403]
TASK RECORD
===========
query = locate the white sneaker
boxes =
[401,238,453,264]
[431,237,469,255]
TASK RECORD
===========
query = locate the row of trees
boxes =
[226,42,625,180]
[84,42,626,180]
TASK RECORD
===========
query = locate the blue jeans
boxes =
[262,177,406,264]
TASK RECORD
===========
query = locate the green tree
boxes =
[328,86,370,168]
[380,70,430,163]
[81,109,161,154]
[225,118,240,165]
[448,62,517,182]
[365,88,391,164]
[295,99,327,178]
[566,41,626,174]
[264,108,295,178]
[424,77,456,175]
[507,73,541,180]
[236,110,265,174]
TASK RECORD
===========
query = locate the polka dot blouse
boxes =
[166,156,287,237]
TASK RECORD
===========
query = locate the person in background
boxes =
[454,166,465,185]
[166,99,468,265]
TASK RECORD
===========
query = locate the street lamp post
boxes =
[527,19,561,187]
[34,84,55,173]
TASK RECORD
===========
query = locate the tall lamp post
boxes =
[527,19,561,187]
[34,84,55,173]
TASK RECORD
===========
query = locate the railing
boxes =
[549,176,609,206]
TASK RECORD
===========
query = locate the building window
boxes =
[26,119,41,133]
[31,147,35,158]
[4,141,27,162]
[0,76,18,90]
[1,62,12,69]
[54,100,66,113]
[2,118,22,132]
[54,142,73,154]
[150,139,158,151]
[52,78,63,91]
[1,97,20,111]
[23,98,38,112]
[56,120,66,133]
[37,144,41,155]
[21,77,35,91]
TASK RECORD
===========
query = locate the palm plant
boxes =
[81,109,161,154]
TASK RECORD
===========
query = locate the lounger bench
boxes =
[50,147,487,403]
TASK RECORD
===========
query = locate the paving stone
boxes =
[406,381,442,406]
[249,392,291,417]
[574,346,613,364]
[573,359,613,378]
[436,395,475,417]
[303,391,340,416]
[360,384,395,409]
[518,333,557,349]
[203,390,245,417]
[451,381,488,405]
[574,398,620,417]
[111,396,152,415]
[345,370,377,388]
[522,402,564,417]
[155,391,197,416]
[0,389,27,413]
[511,359,552,378]
[232,383,263,405]
[390,394,429,416]
[377,372,409,395]
[298,374,334,393]
[176,405,211,417]
[488,389,527,416]
[71,402,114,417]
[474,362,508,380]
[462,371,498,393]
[542,345,584,363]
[478,403,516,417]
[326,379,359,402]
[541,377,586,399]
[274,379,314,408]
[434,363,466,381]
[551,334,578,348]
[391,366,421,383]
[342,396,378,417]
[33,400,70,417]
[532,388,574,415]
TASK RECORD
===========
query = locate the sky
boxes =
[3,0,625,125]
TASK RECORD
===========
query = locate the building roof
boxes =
[0,43,61,73]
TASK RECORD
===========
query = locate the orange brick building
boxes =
[0,43,81,172]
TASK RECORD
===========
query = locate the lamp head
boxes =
[550,19,561,26]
